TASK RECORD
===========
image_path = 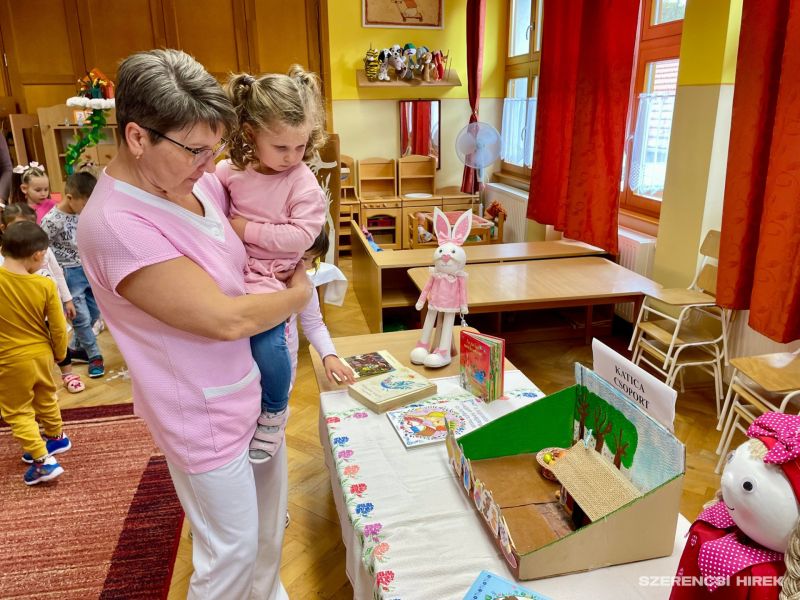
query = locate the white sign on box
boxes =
[591,338,677,431]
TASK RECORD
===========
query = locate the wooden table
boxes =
[310,329,690,600]
[408,257,661,343]
[351,221,606,333]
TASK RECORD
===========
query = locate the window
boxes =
[620,0,685,217]
[500,0,541,178]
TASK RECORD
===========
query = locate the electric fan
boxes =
[454,121,501,213]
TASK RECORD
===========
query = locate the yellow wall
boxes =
[678,0,742,86]
[327,0,506,101]
[653,0,741,288]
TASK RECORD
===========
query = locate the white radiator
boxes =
[484,182,529,243]
[616,227,657,322]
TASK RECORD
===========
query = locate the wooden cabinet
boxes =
[398,154,436,197]
[37,104,119,194]
[163,0,250,79]
[357,158,401,249]
[361,199,402,250]
[0,0,330,115]
[76,0,168,80]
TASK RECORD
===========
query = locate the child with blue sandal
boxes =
[218,66,327,463]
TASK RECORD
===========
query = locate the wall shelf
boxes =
[356,69,461,88]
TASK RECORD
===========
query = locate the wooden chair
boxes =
[628,230,730,412]
[8,113,45,167]
[714,352,800,473]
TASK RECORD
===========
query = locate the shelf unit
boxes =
[398,154,436,196]
[357,157,401,249]
[356,69,461,88]
[38,104,119,194]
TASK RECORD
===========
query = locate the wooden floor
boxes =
[57,257,732,599]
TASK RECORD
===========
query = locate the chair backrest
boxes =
[8,113,44,167]
[692,229,721,296]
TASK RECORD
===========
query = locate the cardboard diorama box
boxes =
[444,363,685,581]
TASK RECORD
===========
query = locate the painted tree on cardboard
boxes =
[605,412,638,469]
[583,393,637,467]
[575,395,590,441]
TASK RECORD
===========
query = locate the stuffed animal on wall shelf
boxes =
[411,208,472,368]
[670,412,800,599]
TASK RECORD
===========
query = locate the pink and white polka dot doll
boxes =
[410,207,471,368]
[670,412,800,599]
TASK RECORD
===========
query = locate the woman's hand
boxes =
[64,300,77,321]
[323,355,356,384]
[286,261,314,304]
[228,216,249,240]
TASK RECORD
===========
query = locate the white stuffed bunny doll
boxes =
[410,208,472,368]
[670,412,800,599]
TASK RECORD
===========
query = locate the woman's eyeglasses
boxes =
[144,127,227,166]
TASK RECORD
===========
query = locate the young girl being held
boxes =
[10,162,55,223]
[0,203,85,393]
[288,230,355,386]
[218,65,327,464]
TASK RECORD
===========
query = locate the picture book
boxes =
[460,330,505,402]
[341,350,401,380]
[386,383,545,448]
[463,570,551,600]
[347,367,437,413]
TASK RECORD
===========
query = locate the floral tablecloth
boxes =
[318,370,690,600]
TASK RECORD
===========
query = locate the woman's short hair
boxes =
[115,49,237,142]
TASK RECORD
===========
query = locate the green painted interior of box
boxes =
[458,386,577,460]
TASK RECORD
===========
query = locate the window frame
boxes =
[620,0,683,218]
[500,0,541,179]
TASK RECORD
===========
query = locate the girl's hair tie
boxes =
[12,161,45,175]
[242,75,256,86]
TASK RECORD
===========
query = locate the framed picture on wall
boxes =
[363,0,444,29]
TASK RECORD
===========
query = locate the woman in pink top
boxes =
[216,67,327,464]
[77,49,312,600]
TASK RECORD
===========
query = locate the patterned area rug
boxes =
[0,404,184,599]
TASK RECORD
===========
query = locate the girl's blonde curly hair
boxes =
[225,65,327,171]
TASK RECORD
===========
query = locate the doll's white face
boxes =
[433,242,466,275]
[721,441,800,552]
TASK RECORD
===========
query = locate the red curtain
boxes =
[400,103,411,156]
[460,0,485,194]
[717,0,800,343]
[527,0,639,254]
[412,102,431,156]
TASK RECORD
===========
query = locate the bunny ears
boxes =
[12,161,45,175]
[433,207,472,245]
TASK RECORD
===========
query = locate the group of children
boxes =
[0,166,99,484]
[0,62,355,485]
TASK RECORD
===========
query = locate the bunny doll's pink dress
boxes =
[416,267,468,312]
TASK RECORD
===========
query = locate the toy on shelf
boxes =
[359,44,454,85]
[671,412,800,599]
[363,47,380,81]
[485,200,507,241]
[410,207,472,368]
[377,49,392,81]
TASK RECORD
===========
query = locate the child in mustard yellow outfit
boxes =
[0,220,71,485]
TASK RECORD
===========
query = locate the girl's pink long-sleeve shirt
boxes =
[216,160,326,294]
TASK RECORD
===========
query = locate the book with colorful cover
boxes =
[386,385,545,448]
[347,367,437,413]
[460,330,505,402]
[341,350,401,380]
[463,570,551,600]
